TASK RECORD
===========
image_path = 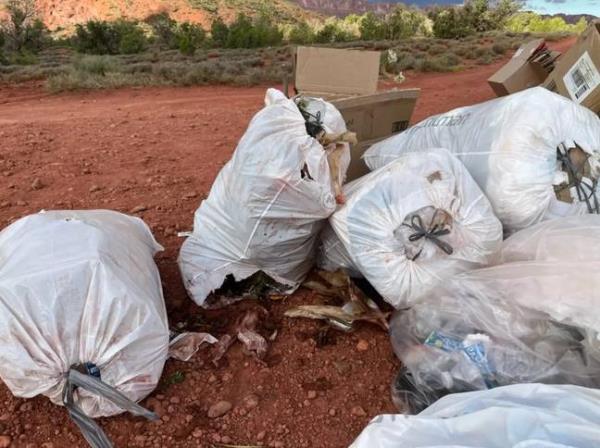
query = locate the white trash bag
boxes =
[389,261,600,413]
[0,211,172,447]
[319,148,502,308]
[364,87,600,233]
[350,384,600,448]
[179,88,351,307]
[498,215,600,264]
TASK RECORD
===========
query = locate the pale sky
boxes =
[526,0,600,15]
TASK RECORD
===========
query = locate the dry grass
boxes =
[0,32,565,92]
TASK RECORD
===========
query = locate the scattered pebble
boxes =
[351,406,367,417]
[256,430,266,441]
[356,340,369,352]
[89,185,101,193]
[208,400,232,419]
[0,435,11,448]
[307,390,317,399]
[31,178,44,190]
[243,394,259,409]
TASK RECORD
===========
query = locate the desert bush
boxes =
[287,21,315,44]
[176,22,206,55]
[210,17,229,47]
[506,13,588,34]
[360,12,386,41]
[146,12,178,49]
[223,14,282,48]
[72,55,119,75]
[428,43,447,55]
[0,0,49,53]
[74,20,147,55]
[417,51,461,72]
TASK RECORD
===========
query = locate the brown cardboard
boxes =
[543,21,600,114]
[293,46,420,182]
[331,89,420,143]
[294,46,381,97]
[488,39,555,97]
[345,137,386,182]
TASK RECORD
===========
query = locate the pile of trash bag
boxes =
[350,383,600,448]
[363,87,600,233]
[319,147,502,308]
[0,211,169,446]
[179,88,352,307]
[389,257,600,412]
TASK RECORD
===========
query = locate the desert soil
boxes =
[0,37,575,448]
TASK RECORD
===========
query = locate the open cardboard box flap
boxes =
[294,46,381,97]
[488,39,560,97]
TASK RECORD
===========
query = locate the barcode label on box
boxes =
[563,51,600,104]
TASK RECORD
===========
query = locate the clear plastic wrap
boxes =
[498,215,600,263]
[319,148,502,308]
[350,384,600,448]
[364,87,600,233]
[390,262,600,412]
[178,89,350,307]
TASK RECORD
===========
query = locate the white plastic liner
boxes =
[179,89,350,307]
[498,215,600,263]
[350,384,600,448]
[0,210,169,418]
[364,87,600,233]
[319,147,502,308]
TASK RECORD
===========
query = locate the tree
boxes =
[288,21,314,44]
[1,0,47,53]
[176,22,206,55]
[360,12,386,41]
[210,17,229,47]
[146,12,178,49]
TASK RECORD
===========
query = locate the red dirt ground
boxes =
[0,37,576,448]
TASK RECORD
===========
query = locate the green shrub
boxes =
[176,22,206,55]
[211,17,229,47]
[506,12,588,34]
[224,14,282,48]
[360,12,386,41]
[74,20,147,55]
[288,21,315,44]
[146,12,178,49]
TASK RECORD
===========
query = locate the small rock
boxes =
[273,441,284,448]
[351,406,367,417]
[222,372,233,382]
[169,396,180,404]
[15,200,27,207]
[18,402,32,412]
[356,340,369,352]
[329,408,336,416]
[0,435,11,448]
[207,401,232,419]
[303,400,310,407]
[208,374,217,384]
[256,430,266,441]
[185,414,193,423]
[307,390,317,399]
[134,436,146,444]
[192,429,203,438]
[211,433,221,442]
[221,436,231,444]
[183,191,198,200]
[31,178,44,190]
[243,394,259,409]
[89,185,101,193]
[130,205,148,214]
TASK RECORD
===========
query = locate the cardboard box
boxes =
[331,89,420,143]
[543,21,600,114]
[293,46,420,181]
[488,39,560,97]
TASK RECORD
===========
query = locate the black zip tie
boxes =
[403,211,454,260]
[296,100,325,139]
[556,145,600,214]
[62,366,158,448]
